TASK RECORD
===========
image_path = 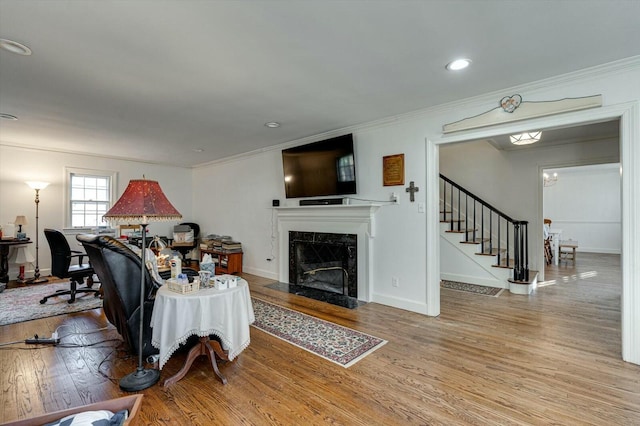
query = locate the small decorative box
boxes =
[214,274,237,290]
[213,277,228,290]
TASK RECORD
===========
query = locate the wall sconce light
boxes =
[510,131,542,146]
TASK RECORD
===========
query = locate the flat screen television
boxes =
[282,134,356,199]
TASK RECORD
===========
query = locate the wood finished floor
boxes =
[1,253,639,425]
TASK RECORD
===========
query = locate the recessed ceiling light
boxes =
[0,39,32,56]
[0,113,18,120]
[445,58,471,71]
[264,122,281,128]
[192,148,204,153]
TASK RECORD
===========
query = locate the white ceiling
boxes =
[1,1,639,168]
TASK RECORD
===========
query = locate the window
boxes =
[65,168,117,228]
[336,154,355,182]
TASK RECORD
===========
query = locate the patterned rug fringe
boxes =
[251,297,387,368]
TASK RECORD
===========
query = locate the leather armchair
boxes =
[77,234,161,357]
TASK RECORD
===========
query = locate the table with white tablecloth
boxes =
[150,278,254,385]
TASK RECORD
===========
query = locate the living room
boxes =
[1,1,640,424]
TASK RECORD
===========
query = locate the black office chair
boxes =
[172,222,200,266]
[41,229,99,304]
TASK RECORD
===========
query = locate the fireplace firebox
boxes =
[289,231,357,298]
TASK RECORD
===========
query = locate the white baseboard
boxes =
[371,293,429,315]
[243,266,278,281]
[576,248,621,254]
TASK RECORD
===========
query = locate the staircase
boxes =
[440,174,538,294]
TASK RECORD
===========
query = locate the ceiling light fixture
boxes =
[510,131,542,145]
[0,113,18,120]
[445,58,471,71]
[0,38,32,56]
[543,172,558,187]
[192,148,204,153]
[264,122,281,128]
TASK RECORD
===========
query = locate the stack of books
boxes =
[200,234,233,251]
[221,240,242,253]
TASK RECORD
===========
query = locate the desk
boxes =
[151,279,254,386]
[0,239,32,284]
[547,229,563,266]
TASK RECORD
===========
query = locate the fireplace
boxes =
[276,204,380,302]
[289,231,357,298]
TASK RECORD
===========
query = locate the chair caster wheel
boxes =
[68,299,75,304]
[40,298,46,304]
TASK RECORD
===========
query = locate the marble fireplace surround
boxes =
[276,204,381,302]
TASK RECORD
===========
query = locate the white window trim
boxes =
[63,167,118,229]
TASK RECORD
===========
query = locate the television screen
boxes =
[282,134,356,199]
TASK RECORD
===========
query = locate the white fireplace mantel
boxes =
[275,204,382,301]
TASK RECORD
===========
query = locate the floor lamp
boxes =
[25,181,49,284]
[103,178,182,391]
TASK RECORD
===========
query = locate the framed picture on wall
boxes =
[383,153,404,186]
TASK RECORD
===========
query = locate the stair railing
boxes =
[440,174,529,281]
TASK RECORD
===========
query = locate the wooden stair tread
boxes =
[493,259,515,268]
[460,238,488,244]
[445,228,476,234]
[476,248,507,256]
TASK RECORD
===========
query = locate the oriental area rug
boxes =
[440,280,504,297]
[251,297,387,368]
[0,282,103,326]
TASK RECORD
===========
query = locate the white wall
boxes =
[543,163,621,253]
[0,145,192,277]
[192,60,639,318]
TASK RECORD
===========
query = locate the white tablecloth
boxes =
[151,279,255,369]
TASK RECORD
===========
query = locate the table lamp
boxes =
[103,177,182,391]
[14,215,28,240]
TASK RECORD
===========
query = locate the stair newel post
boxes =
[506,221,510,268]
[523,221,529,281]
[449,182,454,231]
[488,210,493,254]
[464,194,469,242]
[457,187,461,232]
[513,221,522,281]
[497,216,502,266]
[481,205,485,254]
[442,179,446,223]
[473,199,477,243]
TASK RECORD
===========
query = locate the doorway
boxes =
[427,103,639,364]
[542,163,621,275]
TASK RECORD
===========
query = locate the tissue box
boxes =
[200,262,216,275]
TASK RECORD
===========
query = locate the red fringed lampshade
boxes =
[103,179,182,224]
